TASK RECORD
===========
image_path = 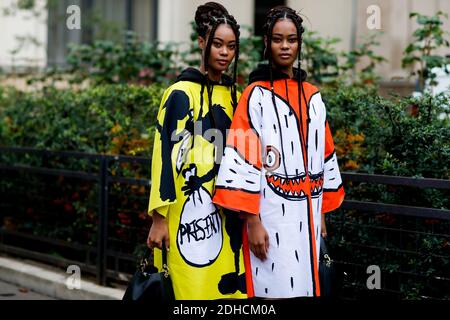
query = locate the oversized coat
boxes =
[213,65,345,298]
[148,68,247,300]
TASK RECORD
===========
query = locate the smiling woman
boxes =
[146,2,247,300]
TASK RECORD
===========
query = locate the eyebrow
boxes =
[213,37,236,43]
[272,33,298,37]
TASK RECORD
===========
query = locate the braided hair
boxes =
[195,2,240,114]
[262,6,308,178]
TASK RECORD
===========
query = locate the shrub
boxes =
[0,83,163,156]
[65,32,180,86]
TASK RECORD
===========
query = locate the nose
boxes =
[220,47,228,56]
[281,39,289,50]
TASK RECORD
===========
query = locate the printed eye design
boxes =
[264,145,281,172]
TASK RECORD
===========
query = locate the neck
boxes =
[200,64,222,82]
[275,65,294,78]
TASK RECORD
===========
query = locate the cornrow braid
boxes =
[195,2,229,38]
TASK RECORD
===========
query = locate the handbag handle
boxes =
[161,244,170,278]
[140,244,169,277]
[320,237,332,267]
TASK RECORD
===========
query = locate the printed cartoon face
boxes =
[249,86,320,201]
[216,86,329,202]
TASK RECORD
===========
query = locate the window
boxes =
[253,0,286,36]
[47,0,158,67]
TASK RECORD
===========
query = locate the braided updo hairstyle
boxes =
[194,2,240,110]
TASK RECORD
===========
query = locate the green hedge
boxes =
[0,84,163,156]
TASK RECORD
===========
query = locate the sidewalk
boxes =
[0,255,125,300]
[0,279,55,300]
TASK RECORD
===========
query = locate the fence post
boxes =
[97,156,109,286]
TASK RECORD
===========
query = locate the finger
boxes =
[164,237,170,251]
[250,244,260,260]
[259,244,267,261]
[154,240,162,249]
[265,234,270,252]
[255,244,264,261]
[249,244,255,257]
[147,236,154,249]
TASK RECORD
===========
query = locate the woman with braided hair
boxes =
[213,6,345,298]
[147,2,246,299]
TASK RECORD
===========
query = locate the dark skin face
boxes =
[265,19,299,78]
[198,24,237,82]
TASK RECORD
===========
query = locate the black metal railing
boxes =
[0,147,449,298]
[341,172,450,220]
[0,146,151,286]
[329,172,450,299]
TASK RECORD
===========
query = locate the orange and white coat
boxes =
[213,78,345,298]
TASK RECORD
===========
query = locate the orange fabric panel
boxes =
[213,187,260,215]
[226,84,262,169]
[242,225,255,298]
[322,186,345,214]
[307,197,321,297]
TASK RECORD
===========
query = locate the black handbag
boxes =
[319,236,337,297]
[122,245,175,302]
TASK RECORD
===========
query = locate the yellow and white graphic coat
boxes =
[148,68,247,300]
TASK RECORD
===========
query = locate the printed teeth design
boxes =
[309,174,324,197]
[266,174,308,201]
[267,173,324,200]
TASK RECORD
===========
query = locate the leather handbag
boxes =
[122,245,175,302]
[319,236,337,297]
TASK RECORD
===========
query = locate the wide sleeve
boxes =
[148,87,194,217]
[212,85,263,215]
[321,120,345,213]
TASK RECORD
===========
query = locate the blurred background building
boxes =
[1,0,450,81]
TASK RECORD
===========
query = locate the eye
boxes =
[228,44,236,50]
[213,41,222,48]
[289,38,298,43]
[264,146,281,172]
[272,37,282,43]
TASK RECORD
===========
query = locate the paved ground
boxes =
[0,279,55,300]
[0,255,124,300]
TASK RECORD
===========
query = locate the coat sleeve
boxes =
[321,120,345,213]
[213,85,263,215]
[148,87,194,217]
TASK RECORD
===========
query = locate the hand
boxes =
[321,213,328,238]
[244,213,269,261]
[147,211,170,250]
